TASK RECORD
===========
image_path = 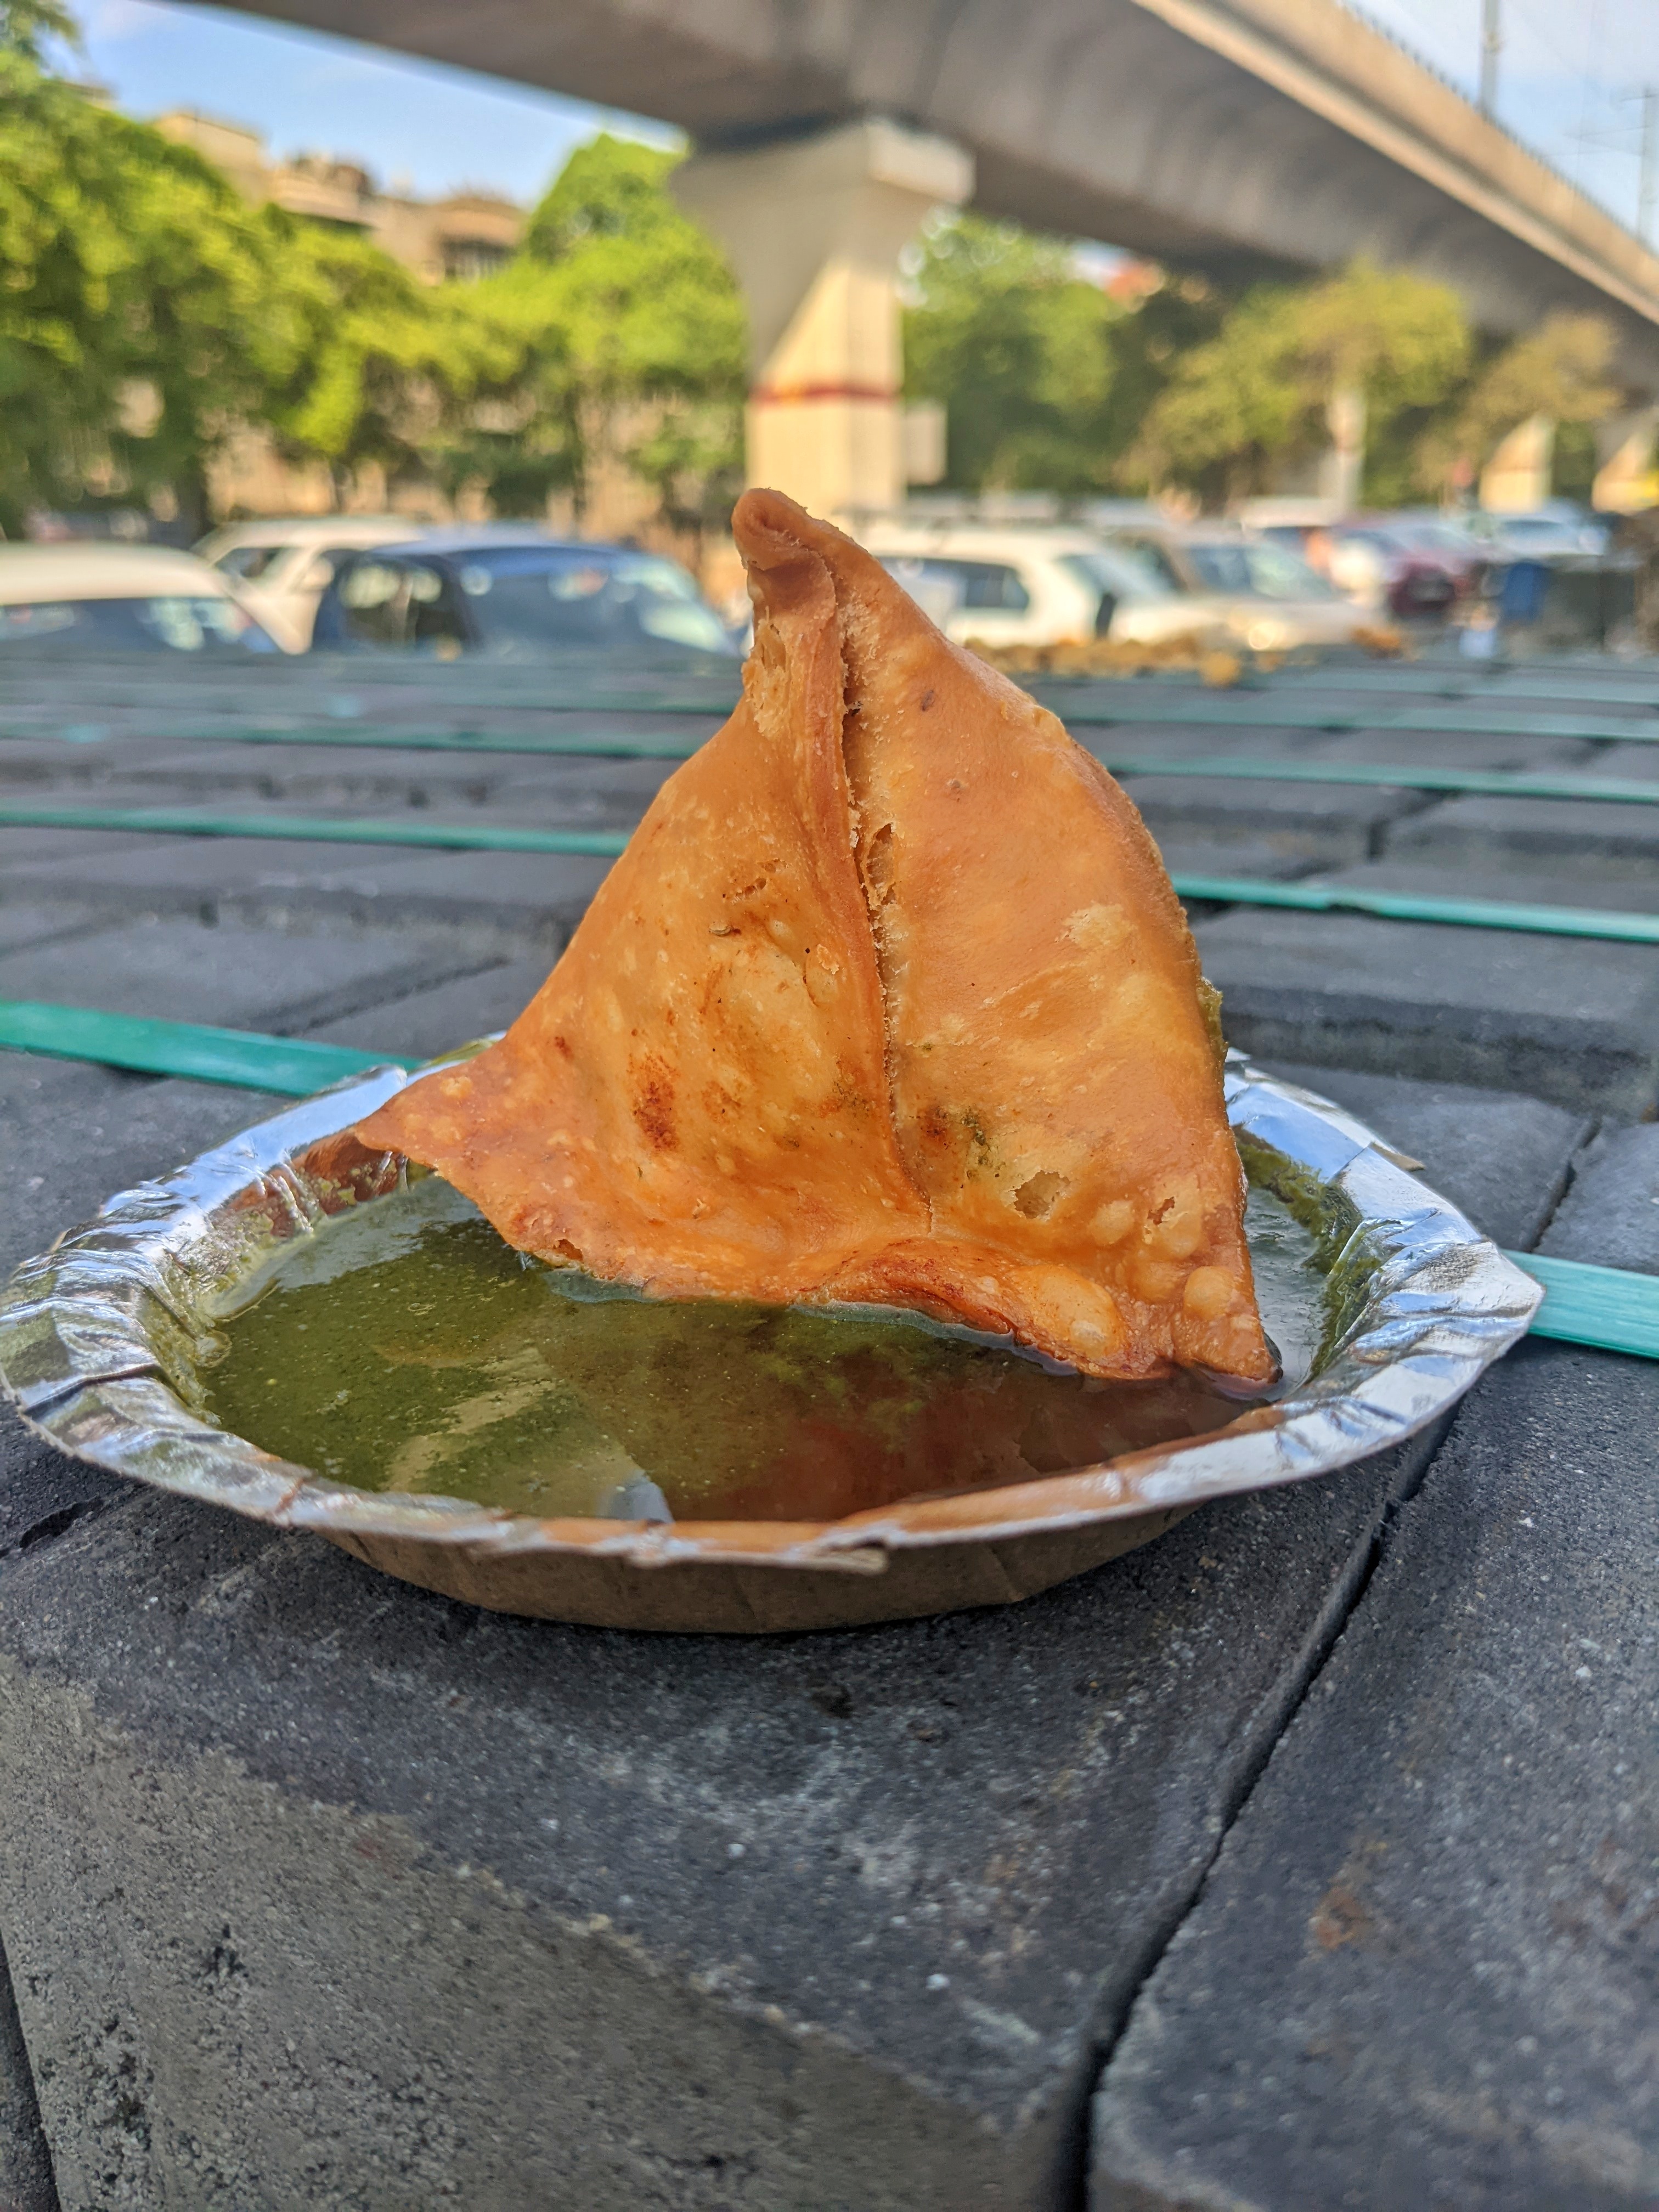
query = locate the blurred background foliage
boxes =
[0,5,1624,539]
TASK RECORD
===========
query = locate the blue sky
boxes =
[68,0,1659,241]
[71,0,675,205]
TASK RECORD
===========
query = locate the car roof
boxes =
[201,516,420,549]
[358,526,618,559]
[0,543,232,606]
[858,523,1107,558]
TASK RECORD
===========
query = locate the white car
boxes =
[195,516,429,652]
[854,521,1238,652]
[0,543,280,654]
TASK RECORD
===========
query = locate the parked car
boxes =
[854,521,1238,652]
[1095,523,1370,650]
[195,515,431,651]
[1319,522,1459,618]
[0,544,281,653]
[311,530,738,659]
[1255,511,1486,616]
[1468,505,1611,559]
[1370,514,1490,601]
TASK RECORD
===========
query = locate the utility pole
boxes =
[1640,86,1657,245]
[1479,0,1501,117]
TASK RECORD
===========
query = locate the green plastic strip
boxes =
[0,1001,396,1095]
[1166,874,1659,943]
[4,804,1655,941]
[1050,695,1659,742]
[0,803,631,856]
[1098,757,1659,804]
[1503,1251,1659,1361]
[0,723,710,759]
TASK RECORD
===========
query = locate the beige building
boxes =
[154,111,522,285]
[151,110,713,565]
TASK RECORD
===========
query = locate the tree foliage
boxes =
[0,27,1627,539]
[1127,261,1470,503]
[904,216,1125,492]
[495,136,746,528]
[0,52,301,532]
[1415,313,1620,498]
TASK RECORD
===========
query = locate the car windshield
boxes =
[876,556,1032,622]
[1499,517,1575,544]
[1186,540,1338,600]
[461,549,735,654]
[0,595,278,652]
[1059,546,1175,600]
[331,547,735,656]
[1105,537,1188,590]
[1398,523,1472,554]
[212,544,292,581]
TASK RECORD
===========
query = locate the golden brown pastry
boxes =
[358,490,1273,1387]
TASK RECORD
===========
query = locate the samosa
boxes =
[357,491,1273,1388]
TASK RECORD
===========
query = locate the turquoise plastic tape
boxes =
[1503,1251,1659,1361]
[0,803,631,856]
[0,1001,396,1096]
[1164,876,1659,944]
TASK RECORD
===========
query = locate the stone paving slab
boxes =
[1196,906,1659,1113]
[0,1436,1444,2212]
[303,956,552,1063]
[1119,777,1426,868]
[0,917,496,1034]
[1313,856,1659,913]
[1156,840,1321,888]
[1580,741,1659,781]
[1070,725,1321,762]
[1261,1063,1590,1250]
[0,1937,53,2212]
[1386,794,1659,883]
[5,741,675,812]
[1090,1335,1659,2212]
[1538,1122,1659,1273]
[0,906,103,956]
[2,836,614,947]
[1294,730,1599,771]
[0,1063,280,1277]
[0,1059,1585,2212]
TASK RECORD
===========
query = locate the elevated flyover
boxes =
[202,0,1659,365]
[191,0,1659,506]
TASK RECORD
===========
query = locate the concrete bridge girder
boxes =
[180,0,1659,459]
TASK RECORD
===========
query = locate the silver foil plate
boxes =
[0,1054,1542,1578]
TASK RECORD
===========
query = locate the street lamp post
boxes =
[1479,0,1502,117]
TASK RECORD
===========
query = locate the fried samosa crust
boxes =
[357,490,1273,1388]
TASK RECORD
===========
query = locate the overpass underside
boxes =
[213,0,1659,380]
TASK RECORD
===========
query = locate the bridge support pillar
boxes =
[675,119,972,520]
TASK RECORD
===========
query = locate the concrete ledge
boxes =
[1197,906,1659,1114]
[0,1439,1443,2210]
[1090,1338,1659,2212]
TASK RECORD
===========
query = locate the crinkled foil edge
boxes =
[0,1052,1541,1572]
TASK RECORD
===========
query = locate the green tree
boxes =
[1415,312,1620,499]
[262,223,503,507]
[904,215,1124,492]
[0,0,74,59]
[481,134,746,533]
[1128,260,1469,505]
[0,52,300,533]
